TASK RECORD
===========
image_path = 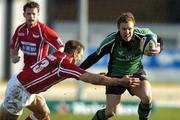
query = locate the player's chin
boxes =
[124,38,131,42]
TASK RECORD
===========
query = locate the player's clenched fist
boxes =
[11,55,20,63]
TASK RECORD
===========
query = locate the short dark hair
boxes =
[64,40,85,54]
[23,1,40,12]
[117,12,135,28]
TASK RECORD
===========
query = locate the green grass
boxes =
[19,107,180,120]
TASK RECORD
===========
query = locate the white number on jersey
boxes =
[33,60,49,73]
[32,54,57,73]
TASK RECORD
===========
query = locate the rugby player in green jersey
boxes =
[80,12,163,120]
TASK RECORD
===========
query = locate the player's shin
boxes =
[138,102,152,120]
[92,109,108,120]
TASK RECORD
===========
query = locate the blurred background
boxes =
[0,0,180,119]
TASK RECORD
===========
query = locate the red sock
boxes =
[25,116,33,120]
[25,115,50,120]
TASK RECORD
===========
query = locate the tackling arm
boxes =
[79,73,140,87]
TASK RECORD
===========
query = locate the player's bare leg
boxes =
[0,105,19,120]
[105,94,121,118]
[26,94,50,120]
[92,94,121,120]
[130,80,152,120]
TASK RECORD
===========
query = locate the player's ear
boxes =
[71,50,78,64]
[72,49,78,57]
[72,50,77,57]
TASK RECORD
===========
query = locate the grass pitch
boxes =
[19,107,180,120]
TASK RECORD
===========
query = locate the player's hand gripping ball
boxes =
[140,34,158,55]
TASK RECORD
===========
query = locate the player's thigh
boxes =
[27,94,50,115]
[130,80,152,102]
[0,105,19,120]
[106,94,121,112]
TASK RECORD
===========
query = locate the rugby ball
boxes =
[140,34,158,54]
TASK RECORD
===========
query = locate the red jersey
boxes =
[17,52,86,94]
[10,21,64,68]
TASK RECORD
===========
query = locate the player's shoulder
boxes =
[102,32,116,43]
[37,21,52,30]
[106,32,116,39]
[37,21,56,33]
[37,21,47,28]
[15,23,26,31]
[51,51,67,60]
[134,27,154,36]
[98,32,117,48]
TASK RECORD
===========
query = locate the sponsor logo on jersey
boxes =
[18,32,25,36]
[118,51,123,55]
[21,41,36,55]
[116,51,140,61]
[32,34,40,38]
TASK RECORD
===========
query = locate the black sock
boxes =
[139,117,148,120]
[92,109,108,120]
[138,102,152,120]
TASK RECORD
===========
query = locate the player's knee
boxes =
[36,95,50,110]
[36,94,46,103]
[141,94,152,104]
[34,95,50,118]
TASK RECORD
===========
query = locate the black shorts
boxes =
[106,68,147,95]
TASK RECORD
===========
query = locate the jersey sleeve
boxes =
[79,32,116,70]
[96,32,116,55]
[41,24,64,50]
[79,52,102,70]
[59,60,86,79]
[10,28,20,50]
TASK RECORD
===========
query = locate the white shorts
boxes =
[2,75,35,115]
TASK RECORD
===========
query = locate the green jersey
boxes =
[95,27,157,77]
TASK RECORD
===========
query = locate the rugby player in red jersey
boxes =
[10,1,64,68]
[9,1,64,120]
[0,40,140,120]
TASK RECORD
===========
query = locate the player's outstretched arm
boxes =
[79,73,140,87]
